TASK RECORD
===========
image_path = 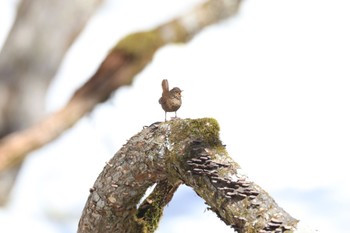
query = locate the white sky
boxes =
[1,0,350,232]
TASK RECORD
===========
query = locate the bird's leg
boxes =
[164,111,167,122]
[175,111,177,118]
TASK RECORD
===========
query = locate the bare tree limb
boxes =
[0,0,242,171]
[78,118,302,233]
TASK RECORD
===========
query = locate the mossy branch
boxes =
[78,118,300,233]
[136,180,181,233]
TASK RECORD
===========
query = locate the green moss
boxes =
[169,118,221,146]
[114,30,163,56]
[135,186,172,232]
[141,204,162,232]
[135,181,181,233]
[163,118,222,176]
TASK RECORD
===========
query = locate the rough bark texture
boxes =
[78,118,299,233]
[78,121,170,232]
[0,0,242,171]
[0,0,103,205]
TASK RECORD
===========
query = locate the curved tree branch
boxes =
[78,118,302,233]
[0,0,242,171]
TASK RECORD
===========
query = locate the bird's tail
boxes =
[161,79,169,93]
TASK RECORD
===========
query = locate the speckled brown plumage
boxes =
[159,79,182,121]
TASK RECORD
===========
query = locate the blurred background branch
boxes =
[0,0,104,205]
[0,0,241,204]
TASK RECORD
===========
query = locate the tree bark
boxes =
[78,118,300,233]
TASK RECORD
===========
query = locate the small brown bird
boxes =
[159,79,182,121]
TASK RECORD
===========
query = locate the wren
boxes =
[158,79,182,121]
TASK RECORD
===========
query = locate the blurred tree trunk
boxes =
[0,0,103,205]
